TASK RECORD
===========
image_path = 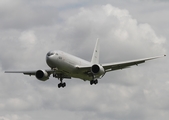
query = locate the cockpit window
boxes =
[47,52,54,56]
[47,51,58,56]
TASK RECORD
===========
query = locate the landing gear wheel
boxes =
[62,82,66,87]
[58,83,62,88]
[58,82,66,88]
[90,80,93,85]
[94,79,98,84]
[90,80,98,85]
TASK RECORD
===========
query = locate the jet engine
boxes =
[91,64,105,76]
[35,70,49,81]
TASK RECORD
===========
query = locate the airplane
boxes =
[5,39,166,88]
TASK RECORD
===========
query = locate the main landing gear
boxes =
[90,74,98,85]
[58,77,66,88]
[90,79,98,85]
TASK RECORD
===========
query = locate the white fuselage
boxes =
[46,50,94,80]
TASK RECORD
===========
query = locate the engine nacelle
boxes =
[35,70,49,81]
[91,64,105,76]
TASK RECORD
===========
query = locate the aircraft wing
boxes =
[5,69,71,79]
[5,69,54,76]
[102,55,166,72]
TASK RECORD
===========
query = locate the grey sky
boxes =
[0,0,168,120]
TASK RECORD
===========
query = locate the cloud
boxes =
[0,114,31,120]
[19,31,37,45]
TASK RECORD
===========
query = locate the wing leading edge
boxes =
[102,55,166,72]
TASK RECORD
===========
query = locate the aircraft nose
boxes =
[46,52,56,68]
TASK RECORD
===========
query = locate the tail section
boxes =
[91,38,100,64]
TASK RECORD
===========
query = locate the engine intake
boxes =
[36,70,49,81]
[92,64,100,74]
[91,64,105,75]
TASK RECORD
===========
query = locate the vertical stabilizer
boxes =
[91,38,100,64]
